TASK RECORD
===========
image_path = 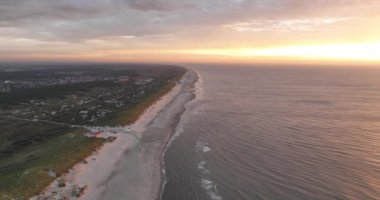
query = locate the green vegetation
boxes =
[0,122,105,199]
[110,72,185,126]
[0,118,72,159]
[0,81,115,106]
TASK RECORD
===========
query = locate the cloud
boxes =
[0,0,380,60]
[0,0,109,23]
[122,0,194,11]
[223,18,354,32]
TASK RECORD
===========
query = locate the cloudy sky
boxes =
[1,0,380,63]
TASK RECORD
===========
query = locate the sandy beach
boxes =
[32,70,198,200]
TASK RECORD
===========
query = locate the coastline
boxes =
[31,69,198,200]
[159,69,202,199]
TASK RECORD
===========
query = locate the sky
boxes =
[1,0,380,63]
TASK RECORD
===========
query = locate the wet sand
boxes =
[32,70,197,200]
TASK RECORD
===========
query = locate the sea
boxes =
[162,65,380,200]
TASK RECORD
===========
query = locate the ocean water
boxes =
[162,65,380,200]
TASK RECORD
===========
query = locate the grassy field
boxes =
[0,121,105,200]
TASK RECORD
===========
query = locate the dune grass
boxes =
[110,72,185,126]
[0,128,105,200]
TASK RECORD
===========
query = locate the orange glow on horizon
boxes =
[174,42,380,61]
[2,42,380,65]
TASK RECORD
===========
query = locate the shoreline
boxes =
[159,69,201,199]
[31,69,198,200]
[158,72,198,200]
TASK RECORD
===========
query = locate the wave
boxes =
[195,141,223,200]
[193,70,204,100]
[159,70,200,200]
[196,141,212,153]
[160,69,224,200]
[201,179,223,200]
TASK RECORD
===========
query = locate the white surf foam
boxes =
[196,141,212,153]
[160,70,199,199]
[201,178,223,200]
[195,141,224,200]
